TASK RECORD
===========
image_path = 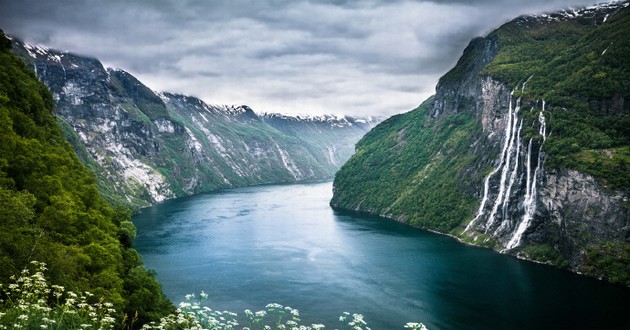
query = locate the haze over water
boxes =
[133,181,630,329]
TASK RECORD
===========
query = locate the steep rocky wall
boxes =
[537,169,629,272]
[434,47,629,280]
[12,40,375,209]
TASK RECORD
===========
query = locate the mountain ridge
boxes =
[332,0,629,285]
[10,39,377,209]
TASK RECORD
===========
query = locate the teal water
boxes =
[133,181,630,329]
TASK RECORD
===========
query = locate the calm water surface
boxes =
[133,181,630,329]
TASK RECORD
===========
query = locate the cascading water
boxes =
[494,119,523,237]
[506,102,546,249]
[464,91,517,232]
[484,96,522,232]
[465,82,548,251]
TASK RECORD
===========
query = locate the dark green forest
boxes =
[0,31,173,327]
[331,97,480,233]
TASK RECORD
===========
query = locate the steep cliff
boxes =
[11,41,376,209]
[332,1,629,284]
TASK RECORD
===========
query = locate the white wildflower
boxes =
[404,322,428,330]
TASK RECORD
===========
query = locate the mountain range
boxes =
[11,40,378,209]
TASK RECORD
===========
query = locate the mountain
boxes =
[332,1,629,285]
[0,30,173,326]
[10,41,376,209]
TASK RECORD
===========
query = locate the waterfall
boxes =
[494,120,523,236]
[484,96,521,232]
[539,101,546,141]
[464,80,548,249]
[464,91,516,232]
[506,106,546,249]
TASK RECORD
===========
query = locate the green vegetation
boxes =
[1,261,428,330]
[483,7,630,192]
[0,30,173,327]
[0,261,118,329]
[522,244,570,269]
[582,242,630,284]
[332,97,479,232]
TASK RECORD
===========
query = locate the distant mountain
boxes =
[332,1,629,285]
[11,40,377,209]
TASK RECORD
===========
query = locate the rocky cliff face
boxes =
[332,1,629,284]
[11,41,376,209]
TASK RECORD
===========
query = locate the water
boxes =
[133,181,630,329]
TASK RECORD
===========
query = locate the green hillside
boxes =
[0,31,172,327]
[331,97,480,232]
[332,3,630,284]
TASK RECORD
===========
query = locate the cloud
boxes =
[0,0,600,117]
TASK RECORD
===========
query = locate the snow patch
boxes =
[154,118,175,133]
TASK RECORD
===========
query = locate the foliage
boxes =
[1,263,428,330]
[142,292,427,330]
[332,97,478,232]
[0,30,173,327]
[521,244,570,269]
[482,6,630,192]
[438,37,492,86]
[0,261,117,329]
[582,242,630,285]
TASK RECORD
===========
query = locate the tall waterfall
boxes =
[484,96,522,232]
[464,91,518,232]
[465,92,547,250]
[506,103,546,249]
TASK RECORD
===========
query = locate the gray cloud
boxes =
[0,0,600,116]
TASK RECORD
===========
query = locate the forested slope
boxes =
[0,30,172,326]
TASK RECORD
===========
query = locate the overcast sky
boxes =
[0,0,601,117]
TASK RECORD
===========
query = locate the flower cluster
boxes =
[142,291,239,330]
[404,322,428,330]
[1,262,428,330]
[338,312,370,330]
[243,303,317,330]
[0,261,116,329]
[142,296,426,330]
